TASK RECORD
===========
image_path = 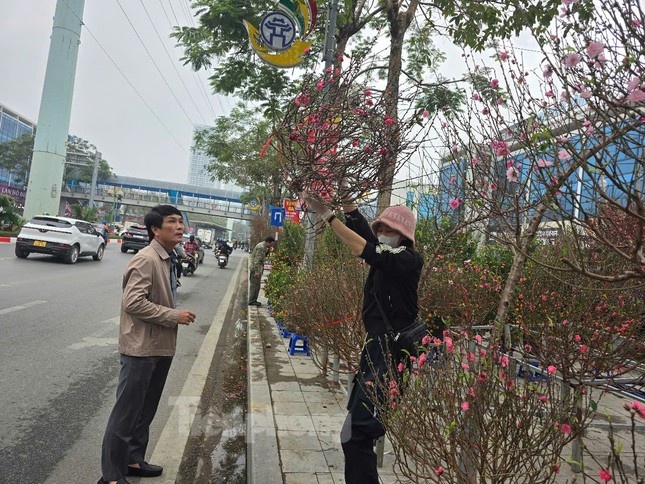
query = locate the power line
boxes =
[115,0,196,127]
[138,0,208,123]
[174,0,230,117]
[160,0,218,119]
[59,0,188,153]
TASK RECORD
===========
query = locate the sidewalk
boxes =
[246,281,644,483]
[247,282,400,484]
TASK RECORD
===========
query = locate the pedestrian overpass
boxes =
[60,175,254,221]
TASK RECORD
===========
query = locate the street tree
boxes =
[0,135,114,185]
[175,0,564,212]
[193,103,286,207]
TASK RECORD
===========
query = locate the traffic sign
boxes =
[270,207,286,227]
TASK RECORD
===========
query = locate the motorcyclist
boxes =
[216,239,233,263]
[184,234,201,267]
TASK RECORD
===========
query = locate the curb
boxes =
[146,260,244,483]
[247,274,282,484]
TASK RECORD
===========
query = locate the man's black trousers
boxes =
[101,354,172,481]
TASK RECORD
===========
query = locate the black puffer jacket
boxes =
[345,209,424,335]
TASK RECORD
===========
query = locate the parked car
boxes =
[182,234,205,264]
[15,215,105,264]
[121,225,150,253]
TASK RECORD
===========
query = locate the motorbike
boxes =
[181,253,198,276]
[217,249,228,269]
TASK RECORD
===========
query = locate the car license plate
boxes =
[34,240,47,247]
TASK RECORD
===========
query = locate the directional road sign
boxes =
[270,207,286,227]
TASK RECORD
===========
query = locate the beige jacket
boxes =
[118,239,181,357]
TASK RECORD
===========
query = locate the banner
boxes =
[283,198,302,224]
[0,184,26,205]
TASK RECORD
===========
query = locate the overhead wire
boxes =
[59,0,188,153]
[114,0,196,127]
[138,0,208,123]
[164,0,227,119]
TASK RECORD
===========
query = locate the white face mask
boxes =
[378,234,401,247]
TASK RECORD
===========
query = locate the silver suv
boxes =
[15,215,106,264]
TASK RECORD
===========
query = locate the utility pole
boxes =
[23,0,86,218]
[303,0,340,268]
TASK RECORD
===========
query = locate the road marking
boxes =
[0,300,47,315]
[67,316,120,350]
[68,336,119,350]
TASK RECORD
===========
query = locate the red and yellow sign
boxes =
[283,198,301,224]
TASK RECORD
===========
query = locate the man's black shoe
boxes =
[127,461,163,477]
[248,301,261,306]
[97,478,131,484]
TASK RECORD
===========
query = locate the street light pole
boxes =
[303,0,340,268]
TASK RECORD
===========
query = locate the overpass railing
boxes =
[62,183,253,216]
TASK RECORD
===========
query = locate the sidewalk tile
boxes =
[273,400,310,416]
[277,430,323,451]
[284,472,318,484]
[311,415,347,433]
[271,389,305,403]
[282,449,330,473]
[271,381,302,392]
[275,414,316,431]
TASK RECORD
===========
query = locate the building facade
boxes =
[187,124,243,193]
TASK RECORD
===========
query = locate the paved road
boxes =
[0,242,242,483]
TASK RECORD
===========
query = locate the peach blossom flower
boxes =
[563,53,582,68]
[587,41,604,58]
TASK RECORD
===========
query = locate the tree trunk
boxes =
[376,2,419,214]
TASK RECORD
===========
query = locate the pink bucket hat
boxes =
[371,205,416,244]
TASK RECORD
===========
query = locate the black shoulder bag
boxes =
[373,292,429,358]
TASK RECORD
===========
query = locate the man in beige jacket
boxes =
[99,205,196,484]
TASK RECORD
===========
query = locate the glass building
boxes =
[436,120,644,228]
[0,103,36,184]
[187,124,242,192]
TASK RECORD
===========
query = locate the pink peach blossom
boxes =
[628,89,645,102]
[506,166,520,183]
[631,400,645,419]
[461,401,470,411]
[536,159,553,168]
[547,365,557,375]
[449,198,462,210]
[627,76,641,92]
[563,53,582,68]
[558,149,572,161]
[586,41,604,58]
[599,469,612,482]
[490,79,499,88]
[435,466,444,476]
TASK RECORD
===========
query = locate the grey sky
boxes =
[0,0,233,184]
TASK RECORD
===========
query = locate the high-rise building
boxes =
[0,103,37,184]
[187,125,243,192]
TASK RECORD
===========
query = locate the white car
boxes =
[15,215,106,264]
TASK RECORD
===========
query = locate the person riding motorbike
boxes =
[216,239,233,261]
[183,235,200,271]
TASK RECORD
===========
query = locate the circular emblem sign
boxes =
[259,11,297,51]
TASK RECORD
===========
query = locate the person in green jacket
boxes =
[248,236,276,306]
